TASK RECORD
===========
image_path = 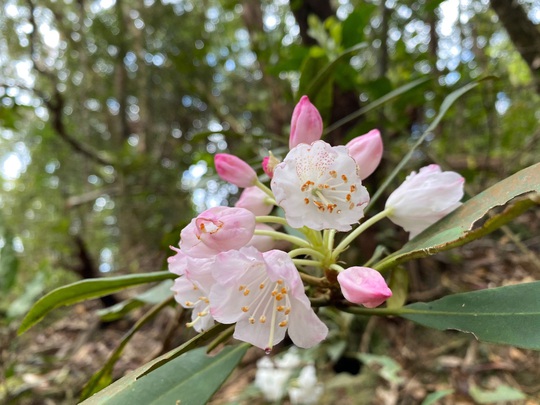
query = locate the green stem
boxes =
[292,259,323,268]
[299,273,330,287]
[329,263,345,272]
[337,306,405,316]
[254,179,274,198]
[256,216,288,226]
[327,229,336,252]
[332,208,392,260]
[289,248,325,259]
[254,229,310,248]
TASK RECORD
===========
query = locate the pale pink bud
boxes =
[289,95,323,149]
[346,129,383,180]
[262,152,280,178]
[180,206,256,257]
[246,224,276,252]
[235,186,273,216]
[215,153,257,188]
[337,267,392,308]
[385,164,465,239]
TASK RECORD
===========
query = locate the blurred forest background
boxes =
[1,0,540,403]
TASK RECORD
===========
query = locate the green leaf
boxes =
[97,280,173,322]
[386,266,408,309]
[7,273,45,319]
[302,42,368,101]
[81,344,249,405]
[341,5,377,48]
[375,163,540,272]
[80,296,174,400]
[469,384,526,403]
[367,77,492,210]
[18,271,175,334]
[0,227,19,293]
[401,281,540,350]
[356,354,404,385]
[324,76,430,135]
[421,389,454,405]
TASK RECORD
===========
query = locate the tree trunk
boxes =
[489,0,540,93]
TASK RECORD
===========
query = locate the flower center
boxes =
[237,274,291,354]
[300,169,359,214]
[195,217,223,237]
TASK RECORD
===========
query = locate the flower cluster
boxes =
[169,96,465,352]
[255,347,324,405]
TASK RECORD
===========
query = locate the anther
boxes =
[279,320,288,327]
[241,306,249,312]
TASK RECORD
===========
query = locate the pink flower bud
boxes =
[337,267,392,308]
[346,129,383,180]
[262,152,280,178]
[215,153,257,188]
[385,164,465,239]
[180,206,256,257]
[289,96,323,149]
[235,186,273,216]
[246,224,276,252]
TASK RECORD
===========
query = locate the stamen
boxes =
[259,315,266,323]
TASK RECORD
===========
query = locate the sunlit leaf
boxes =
[469,384,526,403]
[81,344,249,405]
[18,271,175,334]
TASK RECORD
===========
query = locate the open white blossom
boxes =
[271,141,370,231]
[288,364,324,405]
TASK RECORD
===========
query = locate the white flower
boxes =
[385,164,464,239]
[255,357,291,402]
[169,251,216,332]
[271,141,370,231]
[288,364,324,405]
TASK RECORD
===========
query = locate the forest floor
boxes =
[2,211,540,405]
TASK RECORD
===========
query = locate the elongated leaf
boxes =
[303,42,368,100]
[97,280,173,322]
[375,163,540,272]
[368,78,492,210]
[82,344,249,405]
[401,281,540,350]
[421,390,454,405]
[469,384,526,403]
[80,297,174,400]
[18,271,175,334]
[324,76,430,135]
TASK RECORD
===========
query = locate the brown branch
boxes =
[45,91,115,166]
